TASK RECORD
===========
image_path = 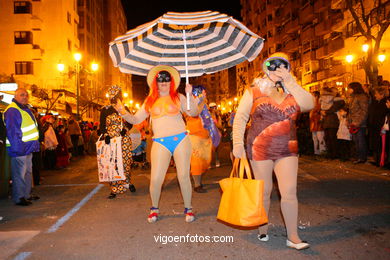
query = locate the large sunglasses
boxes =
[157,71,171,83]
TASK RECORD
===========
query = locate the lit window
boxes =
[14,31,32,44]
[14,1,32,14]
[15,61,33,75]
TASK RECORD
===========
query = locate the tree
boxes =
[346,0,390,88]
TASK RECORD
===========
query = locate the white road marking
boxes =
[0,231,39,260]
[13,252,32,260]
[47,184,103,233]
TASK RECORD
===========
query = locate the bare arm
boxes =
[180,94,200,117]
[274,67,315,112]
[232,89,252,146]
[114,99,149,125]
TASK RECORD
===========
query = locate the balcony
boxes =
[301,26,315,41]
[284,18,300,33]
[315,20,332,36]
[316,44,329,59]
[316,69,330,81]
[330,11,344,32]
[329,64,346,76]
[299,3,315,24]
[284,38,300,52]
[302,50,316,63]
[329,37,344,52]
[31,16,42,30]
[302,72,317,85]
[314,0,329,12]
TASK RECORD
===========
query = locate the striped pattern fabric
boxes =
[109,11,264,78]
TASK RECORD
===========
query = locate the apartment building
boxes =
[0,0,80,112]
[240,0,390,94]
[103,0,132,103]
[0,0,131,120]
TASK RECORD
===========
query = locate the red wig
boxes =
[144,71,179,112]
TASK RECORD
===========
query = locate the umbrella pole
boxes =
[183,30,190,110]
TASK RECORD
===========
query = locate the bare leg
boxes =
[173,136,193,209]
[250,160,274,235]
[273,156,301,243]
[149,142,171,208]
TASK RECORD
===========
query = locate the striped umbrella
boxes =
[109,10,264,107]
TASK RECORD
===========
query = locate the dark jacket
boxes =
[322,99,345,129]
[4,99,40,157]
[368,98,388,129]
[348,93,369,127]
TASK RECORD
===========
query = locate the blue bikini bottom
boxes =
[152,131,188,154]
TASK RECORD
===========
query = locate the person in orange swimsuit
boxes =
[114,65,200,223]
[233,53,314,250]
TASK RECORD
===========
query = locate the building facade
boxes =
[0,0,130,120]
[0,0,80,114]
[240,0,390,94]
[103,0,132,103]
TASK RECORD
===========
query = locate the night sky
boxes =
[120,0,242,30]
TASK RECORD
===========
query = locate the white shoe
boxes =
[286,239,310,250]
[184,208,195,223]
[257,234,269,242]
[147,207,159,223]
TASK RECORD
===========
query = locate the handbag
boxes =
[217,156,268,227]
[96,134,125,182]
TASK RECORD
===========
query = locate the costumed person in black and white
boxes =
[99,85,136,199]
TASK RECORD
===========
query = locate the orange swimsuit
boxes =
[150,96,180,119]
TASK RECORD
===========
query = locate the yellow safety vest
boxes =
[4,102,39,147]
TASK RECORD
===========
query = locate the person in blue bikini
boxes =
[114,65,199,223]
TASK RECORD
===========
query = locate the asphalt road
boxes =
[0,151,389,260]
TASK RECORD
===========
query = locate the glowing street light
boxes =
[362,44,369,53]
[74,52,82,62]
[123,92,129,98]
[378,54,386,63]
[91,62,99,71]
[57,63,65,72]
[345,54,354,63]
[105,93,109,98]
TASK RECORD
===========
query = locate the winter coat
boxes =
[348,93,369,127]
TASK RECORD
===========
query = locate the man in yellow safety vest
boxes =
[4,88,40,206]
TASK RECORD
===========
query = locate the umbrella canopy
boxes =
[109,10,264,78]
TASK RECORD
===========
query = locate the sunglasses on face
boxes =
[157,71,171,83]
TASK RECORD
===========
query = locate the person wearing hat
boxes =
[232,53,314,250]
[114,65,200,223]
[99,85,136,199]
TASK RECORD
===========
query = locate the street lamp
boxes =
[378,54,386,63]
[345,54,354,63]
[362,44,369,53]
[58,53,99,120]
[57,63,65,72]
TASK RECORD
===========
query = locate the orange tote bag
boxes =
[217,157,268,227]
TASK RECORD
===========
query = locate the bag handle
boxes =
[230,155,252,180]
